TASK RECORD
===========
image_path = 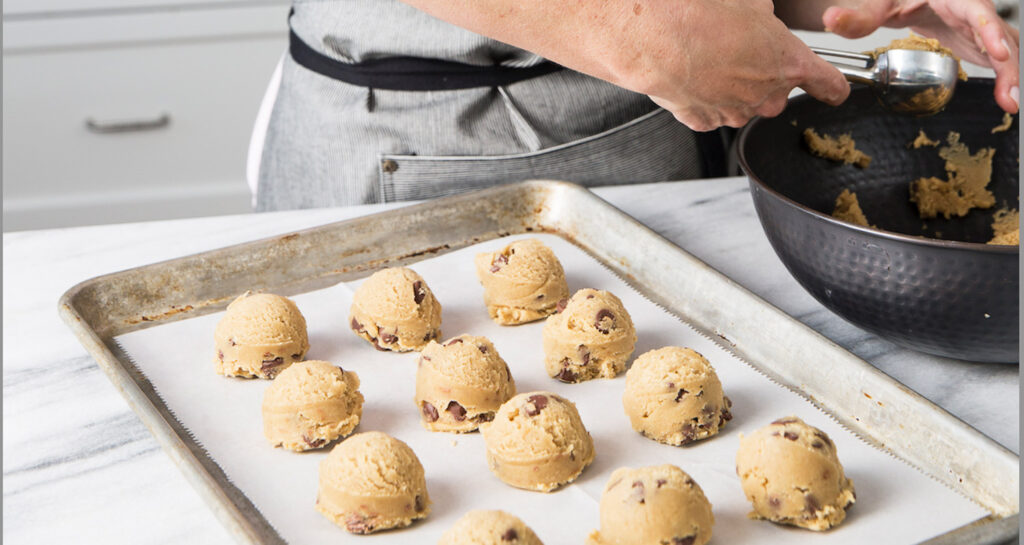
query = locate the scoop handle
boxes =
[810,46,883,86]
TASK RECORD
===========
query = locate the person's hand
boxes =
[822,0,1020,113]
[635,0,850,131]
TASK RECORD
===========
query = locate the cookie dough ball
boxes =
[735,417,856,531]
[440,510,544,545]
[415,334,516,433]
[587,465,714,545]
[542,289,636,383]
[262,361,363,451]
[316,431,431,534]
[474,239,570,325]
[623,347,733,446]
[213,292,309,379]
[349,267,442,352]
[481,391,595,492]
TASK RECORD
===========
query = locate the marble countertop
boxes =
[4,177,1018,544]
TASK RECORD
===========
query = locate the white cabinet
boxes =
[3,2,289,231]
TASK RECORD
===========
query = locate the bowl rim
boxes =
[736,89,1019,254]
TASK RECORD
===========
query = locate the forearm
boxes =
[398,0,679,92]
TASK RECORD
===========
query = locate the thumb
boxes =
[823,4,889,39]
[797,46,851,107]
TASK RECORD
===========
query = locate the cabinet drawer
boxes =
[3,35,286,222]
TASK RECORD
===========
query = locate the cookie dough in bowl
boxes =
[213,292,309,379]
[623,347,732,446]
[440,510,544,545]
[542,288,636,383]
[474,238,570,325]
[349,267,442,352]
[587,465,714,545]
[262,360,363,451]
[735,416,856,531]
[415,334,516,433]
[316,431,431,534]
[481,391,595,492]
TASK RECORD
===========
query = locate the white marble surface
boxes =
[3,177,1018,545]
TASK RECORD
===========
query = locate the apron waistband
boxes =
[288,15,564,91]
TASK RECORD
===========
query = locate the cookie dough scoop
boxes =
[262,360,363,451]
[623,347,732,446]
[316,431,431,534]
[440,510,544,545]
[415,334,516,433]
[349,267,442,352]
[474,238,570,325]
[213,292,309,379]
[542,288,636,383]
[735,417,856,531]
[481,391,595,492]
[587,465,714,545]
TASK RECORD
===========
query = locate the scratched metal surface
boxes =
[58,180,1018,544]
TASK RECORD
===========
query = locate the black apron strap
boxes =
[288,13,563,91]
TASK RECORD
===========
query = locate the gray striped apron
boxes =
[256,0,727,210]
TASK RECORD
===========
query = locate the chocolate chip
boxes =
[422,354,432,361]
[415,495,425,512]
[261,357,285,377]
[229,338,236,346]
[345,514,374,534]
[445,338,463,347]
[812,440,825,449]
[291,353,301,360]
[773,417,798,425]
[569,451,576,462]
[380,332,398,344]
[555,298,568,313]
[412,280,426,304]
[630,480,645,503]
[478,344,488,353]
[475,412,495,423]
[721,408,733,422]
[536,294,544,299]
[666,382,675,390]
[350,318,364,333]
[656,479,667,488]
[217,350,224,362]
[701,404,715,415]
[577,344,590,366]
[594,309,614,333]
[813,430,833,447]
[423,331,433,342]
[681,423,696,443]
[422,401,439,422]
[501,528,518,541]
[695,389,704,398]
[783,431,799,441]
[555,367,578,383]
[674,388,688,402]
[805,494,821,514]
[302,434,326,449]
[586,294,594,299]
[673,537,696,545]
[769,496,782,511]
[447,401,467,421]
[490,253,508,273]
[525,394,548,416]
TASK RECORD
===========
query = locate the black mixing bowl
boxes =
[738,79,1019,363]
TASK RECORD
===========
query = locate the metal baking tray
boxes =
[58,180,1018,544]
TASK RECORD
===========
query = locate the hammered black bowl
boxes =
[738,79,1019,363]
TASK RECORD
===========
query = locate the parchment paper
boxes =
[116,234,987,544]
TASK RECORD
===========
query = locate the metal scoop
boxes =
[812,47,960,116]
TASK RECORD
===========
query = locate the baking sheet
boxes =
[115,233,987,543]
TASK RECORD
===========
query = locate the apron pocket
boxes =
[378,108,708,202]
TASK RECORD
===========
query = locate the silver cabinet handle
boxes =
[85,113,170,134]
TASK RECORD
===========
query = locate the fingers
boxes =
[822,2,892,39]
[794,45,852,107]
